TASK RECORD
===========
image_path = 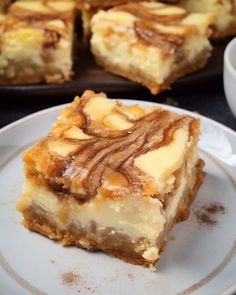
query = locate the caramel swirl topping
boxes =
[26,92,199,203]
[43,98,196,201]
[115,3,188,24]
[134,20,184,54]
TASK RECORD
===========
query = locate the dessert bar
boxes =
[0,0,76,85]
[90,2,213,94]
[18,90,205,270]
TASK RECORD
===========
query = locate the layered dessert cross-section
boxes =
[90,1,213,95]
[17,90,205,270]
[0,0,76,85]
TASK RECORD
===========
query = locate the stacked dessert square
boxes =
[91,2,213,94]
[0,0,76,84]
[18,90,205,270]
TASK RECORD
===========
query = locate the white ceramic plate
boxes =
[0,100,236,295]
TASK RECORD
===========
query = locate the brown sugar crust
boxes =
[0,66,71,85]
[19,159,205,269]
[92,46,212,95]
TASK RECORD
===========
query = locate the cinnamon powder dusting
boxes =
[61,272,80,286]
[128,273,135,280]
[195,202,226,227]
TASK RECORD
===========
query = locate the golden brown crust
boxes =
[92,46,212,95]
[0,69,71,85]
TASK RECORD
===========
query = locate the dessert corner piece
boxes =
[178,0,236,39]
[90,2,214,95]
[17,90,205,270]
[0,0,76,85]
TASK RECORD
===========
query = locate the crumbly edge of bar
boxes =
[0,70,72,85]
[19,159,205,269]
[92,45,212,95]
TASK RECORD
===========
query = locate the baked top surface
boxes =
[9,1,76,18]
[93,1,214,34]
[24,90,200,202]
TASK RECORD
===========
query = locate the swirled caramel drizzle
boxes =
[38,94,197,202]
[134,20,184,54]
[115,3,188,24]
[8,1,75,21]
[24,92,198,202]
[111,3,188,53]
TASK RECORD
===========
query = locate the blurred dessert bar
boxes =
[77,0,179,9]
[0,0,76,85]
[77,0,145,9]
[17,90,205,270]
[178,0,236,39]
[90,2,213,95]
[0,0,11,12]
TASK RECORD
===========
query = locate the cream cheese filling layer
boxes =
[19,180,166,242]
[18,145,198,264]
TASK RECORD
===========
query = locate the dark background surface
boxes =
[0,75,236,131]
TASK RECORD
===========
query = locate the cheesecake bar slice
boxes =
[0,0,76,85]
[17,90,205,270]
[178,0,236,39]
[90,2,213,94]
